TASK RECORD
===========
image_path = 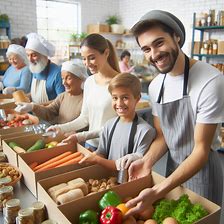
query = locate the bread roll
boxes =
[48,183,67,196]
[67,181,88,195]
[67,178,85,185]
[52,185,74,201]
[56,188,84,204]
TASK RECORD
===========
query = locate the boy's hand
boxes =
[115,153,143,170]
[79,151,97,164]
[61,134,78,145]
[128,158,151,181]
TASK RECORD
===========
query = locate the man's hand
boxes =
[115,153,143,170]
[128,158,151,181]
[125,187,157,217]
[15,102,34,113]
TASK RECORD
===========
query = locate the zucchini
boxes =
[27,139,45,152]
[8,141,19,149]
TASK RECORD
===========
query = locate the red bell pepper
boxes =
[100,206,122,224]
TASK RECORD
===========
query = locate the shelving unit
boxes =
[68,44,81,60]
[0,21,11,76]
[191,12,224,61]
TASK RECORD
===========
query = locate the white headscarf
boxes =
[61,59,88,81]
[6,44,29,65]
[25,33,55,57]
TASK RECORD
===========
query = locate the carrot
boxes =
[55,154,84,167]
[33,151,72,171]
[35,152,82,172]
[29,162,38,170]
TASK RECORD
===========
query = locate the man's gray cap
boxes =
[131,10,185,47]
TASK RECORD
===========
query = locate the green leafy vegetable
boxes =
[152,194,208,224]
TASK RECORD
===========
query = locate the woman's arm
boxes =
[17,67,32,93]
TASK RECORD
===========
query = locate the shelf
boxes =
[192,54,224,58]
[91,32,132,37]
[0,21,10,28]
[194,25,224,31]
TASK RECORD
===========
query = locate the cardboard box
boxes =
[218,41,224,55]
[2,133,65,166]
[0,94,13,99]
[0,126,34,147]
[0,98,16,109]
[37,165,123,223]
[38,169,221,224]
[136,99,150,109]
[87,24,110,33]
[19,143,92,197]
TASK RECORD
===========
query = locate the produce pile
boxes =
[8,139,58,154]
[0,163,21,187]
[152,194,208,224]
[78,191,209,224]
[30,151,84,172]
[0,114,33,129]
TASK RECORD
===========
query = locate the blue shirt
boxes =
[3,65,32,93]
[32,61,65,100]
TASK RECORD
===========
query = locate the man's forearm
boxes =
[143,134,168,169]
[152,145,209,200]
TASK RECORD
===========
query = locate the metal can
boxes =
[16,208,34,224]
[32,201,46,224]
[0,186,13,211]
[3,198,21,224]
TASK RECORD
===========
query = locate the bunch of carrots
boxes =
[29,151,84,172]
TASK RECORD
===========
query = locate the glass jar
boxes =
[16,208,34,224]
[32,201,46,224]
[3,198,21,224]
[0,186,13,211]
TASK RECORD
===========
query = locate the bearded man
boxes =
[25,33,64,104]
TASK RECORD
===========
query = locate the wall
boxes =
[0,0,119,38]
[0,0,37,38]
[79,0,119,33]
[119,0,224,57]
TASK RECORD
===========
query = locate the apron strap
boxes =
[106,114,138,157]
[157,74,167,103]
[156,54,190,103]
[106,116,120,155]
[183,54,190,96]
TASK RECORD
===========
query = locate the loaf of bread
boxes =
[67,180,88,195]
[67,178,85,185]
[56,188,84,204]
[48,183,67,197]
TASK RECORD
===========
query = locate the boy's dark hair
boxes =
[108,73,141,98]
[120,50,131,60]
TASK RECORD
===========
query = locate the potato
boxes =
[144,219,157,224]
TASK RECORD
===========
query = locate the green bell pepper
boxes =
[79,209,99,224]
[99,191,122,210]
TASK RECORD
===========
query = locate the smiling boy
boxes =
[79,73,155,171]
